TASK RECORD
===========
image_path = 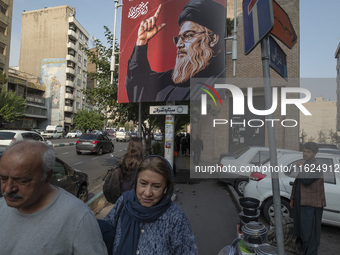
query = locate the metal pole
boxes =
[232,0,237,77]
[261,36,285,255]
[138,102,142,139]
[111,0,122,84]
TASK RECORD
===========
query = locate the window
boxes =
[0,45,4,55]
[77,78,81,86]
[0,25,6,35]
[250,151,270,165]
[77,66,81,74]
[0,5,7,15]
[68,49,75,56]
[67,61,75,68]
[285,158,336,184]
[69,23,76,32]
[78,55,82,63]
[76,102,80,109]
[83,72,86,78]
[53,159,66,180]
[84,59,87,67]
[79,32,83,40]
[76,90,80,98]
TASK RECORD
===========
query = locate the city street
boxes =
[51,140,340,254]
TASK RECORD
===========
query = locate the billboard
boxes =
[40,58,66,125]
[118,0,226,103]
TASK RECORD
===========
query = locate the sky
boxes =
[9,0,340,100]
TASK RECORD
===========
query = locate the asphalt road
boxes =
[51,138,128,199]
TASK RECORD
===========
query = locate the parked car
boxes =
[318,148,340,155]
[0,149,89,202]
[219,146,297,196]
[154,133,163,141]
[244,152,340,227]
[130,132,138,138]
[116,131,130,142]
[66,130,83,138]
[0,130,53,147]
[76,134,114,155]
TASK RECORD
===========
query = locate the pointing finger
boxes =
[154,4,162,20]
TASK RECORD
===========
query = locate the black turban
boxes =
[178,0,226,36]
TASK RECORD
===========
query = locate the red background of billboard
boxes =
[118,0,226,103]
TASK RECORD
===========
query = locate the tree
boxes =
[0,89,26,128]
[73,109,104,132]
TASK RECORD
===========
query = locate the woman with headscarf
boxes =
[104,155,198,255]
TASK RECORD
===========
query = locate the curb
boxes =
[86,191,109,214]
[53,142,76,147]
[224,182,242,212]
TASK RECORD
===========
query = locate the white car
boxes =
[0,130,53,147]
[219,146,297,196]
[244,152,340,227]
[66,130,83,138]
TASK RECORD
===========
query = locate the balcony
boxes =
[65,93,74,100]
[64,117,72,124]
[67,41,76,51]
[66,67,75,75]
[66,54,77,63]
[65,80,74,88]
[68,29,78,41]
[64,106,74,113]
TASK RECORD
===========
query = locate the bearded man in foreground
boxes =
[125,0,226,102]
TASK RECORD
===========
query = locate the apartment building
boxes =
[19,5,89,130]
[6,68,48,129]
[0,0,13,75]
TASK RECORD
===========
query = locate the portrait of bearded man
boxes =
[125,0,226,102]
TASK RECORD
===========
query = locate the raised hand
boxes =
[136,4,166,46]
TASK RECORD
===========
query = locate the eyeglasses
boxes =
[173,31,206,45]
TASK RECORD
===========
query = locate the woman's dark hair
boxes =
[121,138,143,172]
[137,156,174,198]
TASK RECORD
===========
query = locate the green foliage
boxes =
[227,18,234,37]
[0,89,26,126]
[152,141,164,156]
[0,71,8,85]
[73,109,104,132]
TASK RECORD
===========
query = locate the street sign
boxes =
[149,105,188,115]
[271,0,297,49]
[269,36,287,80]
[243,0,274,55]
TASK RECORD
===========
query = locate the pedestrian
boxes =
[192,135,203,164]
[104,155,198,254]
[181,134,187,156]
[175,134,181,155]
[0,140,108,254]
[103,138,143,204]
[290,142,326,255]
[119,137,144,191]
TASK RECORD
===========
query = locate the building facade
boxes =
[19,5,89,130]
[300,97,337,144]
[6,68,48,129]
[0,0,13,75]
